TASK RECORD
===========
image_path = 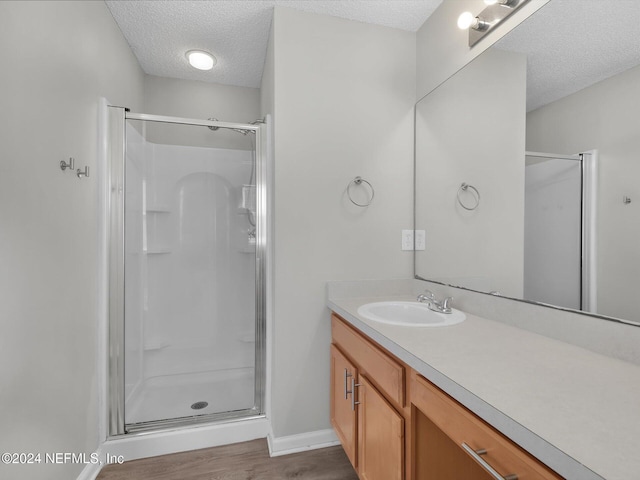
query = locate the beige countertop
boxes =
[328,293,640,480]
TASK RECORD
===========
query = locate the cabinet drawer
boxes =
[332,314,405,407]
[411,374,562,480]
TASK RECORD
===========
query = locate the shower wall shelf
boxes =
[144,340,170,351]
[146,204,171,213]
[238,333,256,343]
[236,208,255,215]
[145,247,172,255]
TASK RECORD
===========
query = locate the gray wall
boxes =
[415,48,526,297]
[0,2,144,479]
[267,7,416,438]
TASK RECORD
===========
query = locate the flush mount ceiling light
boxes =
[458,0,530,47]
[186,50,216,70]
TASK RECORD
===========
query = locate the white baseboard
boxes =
[76,417,270,480]
[267,429,340,457]
[76,456,103,480]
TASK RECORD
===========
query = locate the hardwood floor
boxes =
[97,438,359,480]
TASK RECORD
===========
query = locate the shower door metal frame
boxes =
[106,108,267,437]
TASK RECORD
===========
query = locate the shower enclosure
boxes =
[523,150,597,313]
[106,108,266,435]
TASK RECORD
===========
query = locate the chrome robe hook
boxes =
[60,157,74,171]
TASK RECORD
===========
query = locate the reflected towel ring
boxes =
[347,176,375,207]
[457,183,480,210]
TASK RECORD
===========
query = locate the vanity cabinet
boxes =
[331,314,406,480]
[330,312,563,480]
[411,372,563,480]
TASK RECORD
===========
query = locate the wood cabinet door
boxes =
[330,344,358,468]
[414,409,494,480]
[358,375,404,480]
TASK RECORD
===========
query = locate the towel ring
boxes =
[457,183,480,211]
[347,176,375,207]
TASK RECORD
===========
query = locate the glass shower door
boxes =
[524,154,582,310]
[111,112,265,433]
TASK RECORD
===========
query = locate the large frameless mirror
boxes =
[415,0,640,326]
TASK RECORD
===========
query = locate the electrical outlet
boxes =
[415,230,426,250]
[401,230,414,251]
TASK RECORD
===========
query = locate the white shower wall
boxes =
[124,122,256,423]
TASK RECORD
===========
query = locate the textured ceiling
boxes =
[105,0,443,88]
[496,0,640,111]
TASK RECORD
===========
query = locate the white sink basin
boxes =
[357,301,465,327]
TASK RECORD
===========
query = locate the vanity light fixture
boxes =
[484,0,518,6]
[458,0,530,47]
[186,50,216,70]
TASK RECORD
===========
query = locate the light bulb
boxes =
[457,11,476,30]
[457,11,490,31]
[186,50,216,70]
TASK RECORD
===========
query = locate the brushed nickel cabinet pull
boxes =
[462,443,518,480]
[344,368,352,400]
[351,377,361,411]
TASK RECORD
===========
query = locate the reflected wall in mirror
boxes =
[415,0,640,325]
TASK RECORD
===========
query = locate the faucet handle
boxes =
[441,296,453,312]
[417,289,436,303]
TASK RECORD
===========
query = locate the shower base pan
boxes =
[125,367,256,431]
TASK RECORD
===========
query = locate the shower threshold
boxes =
[125,409,266,435]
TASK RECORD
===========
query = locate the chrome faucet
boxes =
[417,290,453,314]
